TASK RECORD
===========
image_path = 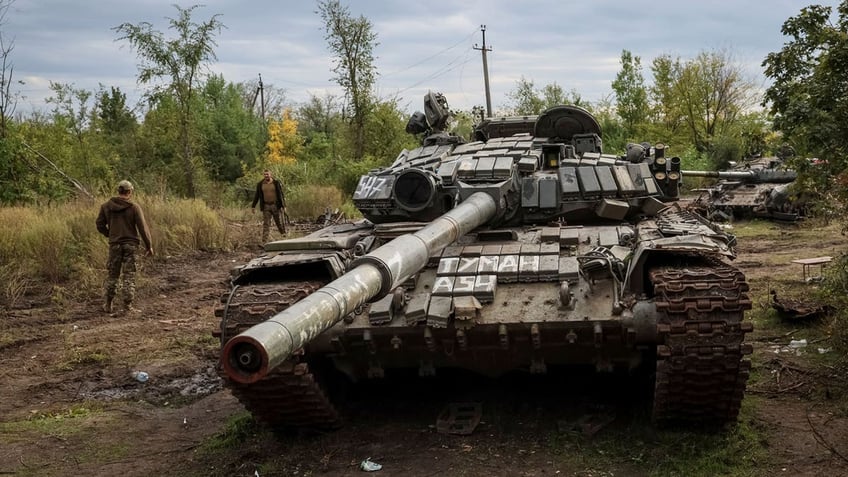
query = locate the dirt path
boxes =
[1,225,847,477]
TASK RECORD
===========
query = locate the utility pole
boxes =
[251,73,266,120]
[258,73,265,120]
[473,25,492,117]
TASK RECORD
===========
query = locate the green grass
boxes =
[197,412,258,453]
[544,399,768,477]
[0,405,103,442]
[0,404,132,477]
[728,220,783,239]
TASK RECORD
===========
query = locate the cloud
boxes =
[3,0,840,115]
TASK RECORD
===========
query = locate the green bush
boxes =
[678,146,715,191]
[820,253,848,352]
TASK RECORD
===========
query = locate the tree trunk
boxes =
[181,114,196,197]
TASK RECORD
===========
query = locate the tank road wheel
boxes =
[649,263,753,425]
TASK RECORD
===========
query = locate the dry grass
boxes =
[286,184,345,220]
[0,198,245,301]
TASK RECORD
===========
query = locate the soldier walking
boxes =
[250,169,287,243]
[96,180,154,315]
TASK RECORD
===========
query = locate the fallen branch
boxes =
[806,407,848,464]
[21,142,92,199]
[753,328,801,342]
[748,381,806,395]
[778,382,806,393]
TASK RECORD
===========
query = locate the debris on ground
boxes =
[558,408,616,437]
[770,289,833,322]
[360,457,382,472]
[436,402,483,435]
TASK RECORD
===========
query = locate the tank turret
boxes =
[353,103,681,225]
[216,92,753,430]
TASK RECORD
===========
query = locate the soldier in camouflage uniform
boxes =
[250,169,287,243]
[96,180,154,315]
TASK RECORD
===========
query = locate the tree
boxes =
[114,4,224,197]
[46,82,92,146]
[592,94,628,153]
[362,96,418,164]
[506,76,544,115]
[239,76,288,120]
[0,0,17,138]
[316,0,378,162]
[197,75,266,182]
[649,54,684,139]
[763,2,848,171]
[296,93,343,163]
[674,50,756,153]
[95,86,137,141]
[763,1,848,219]
[611,50,648,138]
[297,93,341,137]
[266,108,303,165]
[505,77,582,115]
[44,82,98,183]
[540,83,567,108]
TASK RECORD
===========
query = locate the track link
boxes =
[217,282,342,430]
[650,263,753,425]
[227,361,341,430]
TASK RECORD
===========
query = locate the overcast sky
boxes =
[4,0,839,117]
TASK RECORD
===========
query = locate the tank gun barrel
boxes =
[682,170,757,180]
[682,169,797,184]
[221,192,498,384]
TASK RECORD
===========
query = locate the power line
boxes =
[382,28,478,78]
[395,49,474,95]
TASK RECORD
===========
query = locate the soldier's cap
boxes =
[117,180,134,193]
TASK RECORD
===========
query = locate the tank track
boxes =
[650,262,753,425]
[226,361,341,430]
[218,283,342,430]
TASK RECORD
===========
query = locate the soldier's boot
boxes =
[102,297,113,314]
[122,302,140,316]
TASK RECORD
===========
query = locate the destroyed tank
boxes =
[215,92,753,430]
[684,156,803,221]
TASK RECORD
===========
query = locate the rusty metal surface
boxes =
[224,361,342,430]
[650,263,753,424]
[218,281,326,341]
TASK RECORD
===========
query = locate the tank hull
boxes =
[217,210,751,428]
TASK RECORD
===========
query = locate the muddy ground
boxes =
[1,218,847,477]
